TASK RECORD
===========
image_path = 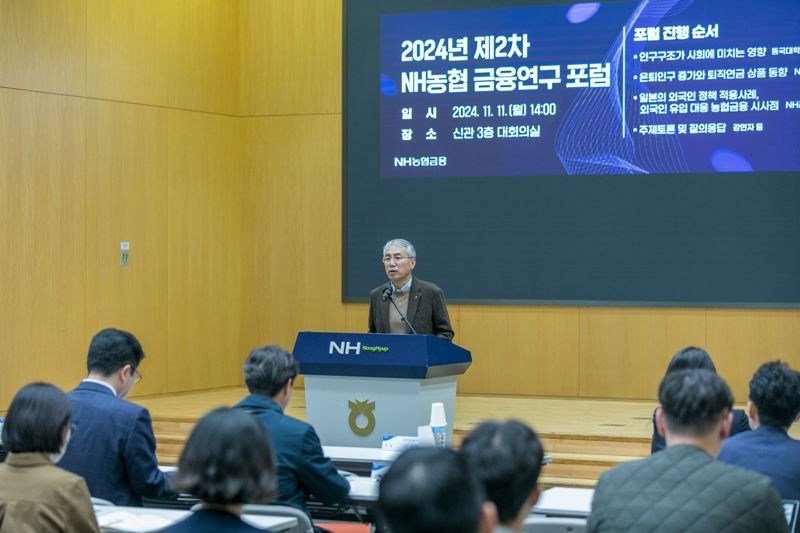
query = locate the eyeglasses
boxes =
[382,255,412,264]
[133,369,143,384]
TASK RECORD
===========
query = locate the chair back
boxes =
[784,499,799,533]
[241,504,314,533]
[523,516,587,533]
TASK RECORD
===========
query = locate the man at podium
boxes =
[368,238,454,340]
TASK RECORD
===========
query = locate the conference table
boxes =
[94,505,297,532]
[156,447,572,519]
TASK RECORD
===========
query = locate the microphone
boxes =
[385,284,418,335]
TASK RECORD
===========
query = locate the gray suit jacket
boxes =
[588,444,788,532]
[368,277,454,340]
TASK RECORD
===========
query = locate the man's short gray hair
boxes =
[383,239,416,258]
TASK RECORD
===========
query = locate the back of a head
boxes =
[666,346,716,374]
[378,447,484,533]
[2,382,71,454]
[172,407,275,505]
[87,328,145,376]
[243,345,299,397]
[749,360,800,429]
[658,369,734,438]
[459,420,543,524]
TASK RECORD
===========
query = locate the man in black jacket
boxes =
[234,345,349,527]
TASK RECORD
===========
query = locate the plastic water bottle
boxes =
[0,417,4,444]
[430,403,447,448]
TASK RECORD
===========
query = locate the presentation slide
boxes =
[344,0,800,306]
[380,0,800,178]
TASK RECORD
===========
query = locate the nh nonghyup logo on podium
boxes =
[329,341,389,355]
[348,399,376,436]
[329,341,361,355]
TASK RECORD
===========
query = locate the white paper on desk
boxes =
[97,511,174,532]
[371,435,419,481]
[417,425,435,446]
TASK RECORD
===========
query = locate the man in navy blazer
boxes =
[718,360,800,501]
[58,328,174,506]
[234,345,350,524]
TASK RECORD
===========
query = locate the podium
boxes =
[293,332,471,447]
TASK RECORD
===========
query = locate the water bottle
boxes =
[430,402,447,448]
[0,417,4,444]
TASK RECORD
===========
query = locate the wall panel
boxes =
[457,306,580,396]
[578,308,707,399]
[240,114,346,358]
[239,0,341,116]
[0,89,86,406]
[86,0,170,106]
[167,110,243,392]
[86,100,169,396]
[169,0,240,115]
[0,0,86,96]
[707,309,800,401]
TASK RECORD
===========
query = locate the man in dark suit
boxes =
[718,361,800,500]
[368,238,454,339]
[378,447,497,533]
[58,328,174,506]
[234,345,350,526]
[589,369,788,532]
[459,420,544,533]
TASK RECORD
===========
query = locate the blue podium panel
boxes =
[292,332,471,379]
[293,332,472,447]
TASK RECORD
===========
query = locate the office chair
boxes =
[191,503,314,533]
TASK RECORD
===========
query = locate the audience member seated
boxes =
[377,447,497,533]
[459,420,543,533]
[718,361,800,500]
[234,345,349,527]
[651,346,750,453]
[589,369,787,532]
[0,383,100,532]
[163,407,276,532]
[58,328,174,506]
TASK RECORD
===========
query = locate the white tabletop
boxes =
[94,505,297,532]
[323,445,401,463]
[346,476,380,502]
[532,487,594,518]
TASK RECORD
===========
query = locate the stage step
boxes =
[151,418,651,488]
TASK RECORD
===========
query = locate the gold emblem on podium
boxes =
[348,400,376,436]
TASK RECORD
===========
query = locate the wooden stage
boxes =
[137,388,798,489]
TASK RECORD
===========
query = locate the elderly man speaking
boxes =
[368,238,454,340]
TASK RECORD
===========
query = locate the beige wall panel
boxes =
[707,309,800,401]
[240,0,341,116]
[579,308,706,399]
[86,0,170,106]
[169,0,240,115]
[344,303,370,333]
[240,114,345,356]
[457,305,580,396]
[0,0,86,96]
[168,110,243,392]
[0,89,86,407]
[86,100,169,397]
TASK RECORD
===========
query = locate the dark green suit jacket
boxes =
[589,444,788,532]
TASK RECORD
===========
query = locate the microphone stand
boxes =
[388,294,418,335]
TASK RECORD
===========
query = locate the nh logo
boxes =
[329,341,361,355]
